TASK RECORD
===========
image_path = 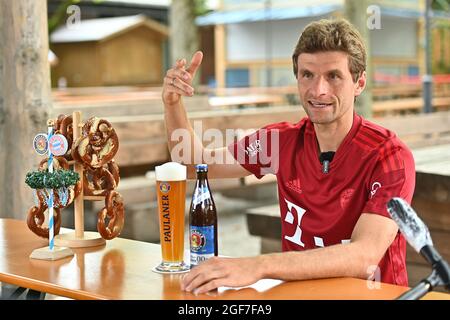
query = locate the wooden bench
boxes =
[372,84,422,100]
[208,94,286,109]
[375,110,450,148]
[52,93,213,118]
[372,97,450,116]
[244,111,450,289]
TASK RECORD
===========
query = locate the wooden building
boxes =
[50,14,168,87]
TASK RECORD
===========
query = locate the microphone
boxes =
[386,197,450,300]
[319,151,335,174]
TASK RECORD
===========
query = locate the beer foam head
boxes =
[155,162,186,181]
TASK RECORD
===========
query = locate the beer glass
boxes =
[153,162,189,273]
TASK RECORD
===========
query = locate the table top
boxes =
[1,218,449,300]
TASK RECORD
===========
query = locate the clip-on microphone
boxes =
[387,197,450,300]
[319,151,335,174]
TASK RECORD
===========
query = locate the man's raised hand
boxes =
[162,51,204,106]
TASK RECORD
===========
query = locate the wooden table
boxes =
[1,219,448,300]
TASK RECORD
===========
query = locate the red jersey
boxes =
[228,112,415,286]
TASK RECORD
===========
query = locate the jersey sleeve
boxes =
[363,139,416,218]
[227,122,289,179]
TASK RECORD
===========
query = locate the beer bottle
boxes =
[189,164,218,267]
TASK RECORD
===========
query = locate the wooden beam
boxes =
[417,0,426,76]
[214,24,226,90]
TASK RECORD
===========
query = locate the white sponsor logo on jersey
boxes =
[245,139,261,157]
[283,198,352,248]
[283,198,307,247]
[370,182,381,199]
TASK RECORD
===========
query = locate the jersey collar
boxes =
[306,112,362,172]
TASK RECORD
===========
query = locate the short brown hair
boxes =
[292,19,366,82]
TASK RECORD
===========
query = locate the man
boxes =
[162,19,415,295]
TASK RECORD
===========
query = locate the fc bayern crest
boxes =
[49,134,69,156]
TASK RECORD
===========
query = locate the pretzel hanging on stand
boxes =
[72,117,125,240]
[27,201,62,239]
[97,191,125,240]
[83,160,120,197]
[72,117,119,169]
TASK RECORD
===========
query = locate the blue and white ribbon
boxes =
[47,126,54,250]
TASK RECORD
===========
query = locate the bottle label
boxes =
[192,186,211,206]
[190,225,215,266]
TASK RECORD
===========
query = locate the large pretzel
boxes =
[97,191,125,240]
[83,160,120,197]
[27,185,62,239]
[27,202,62,239]
[71,117,119,169]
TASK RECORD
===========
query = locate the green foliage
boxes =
[48,0,80,34]
[432,0,450,11]
[25,169,80,189]
[193,0,211,17]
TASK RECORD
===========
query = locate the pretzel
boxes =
[39,156,69,171]
[26,202,62,239]
[97,190,125,240]
[71,117,119,169]
[83,160,120,196]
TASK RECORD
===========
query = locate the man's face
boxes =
[296,51,365,125]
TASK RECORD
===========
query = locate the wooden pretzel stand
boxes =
[54,111,106,248]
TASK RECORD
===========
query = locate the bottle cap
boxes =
[195,164,208,172]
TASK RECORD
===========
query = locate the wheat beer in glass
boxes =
[153,162,189,273]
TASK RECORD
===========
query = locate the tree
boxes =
[345,0,373,118]
[0,0,52,219]
[169,0,208,85]
[170,0,198,64]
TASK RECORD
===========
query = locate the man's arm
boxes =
[162,51,250,179]
[181,213,399,294]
